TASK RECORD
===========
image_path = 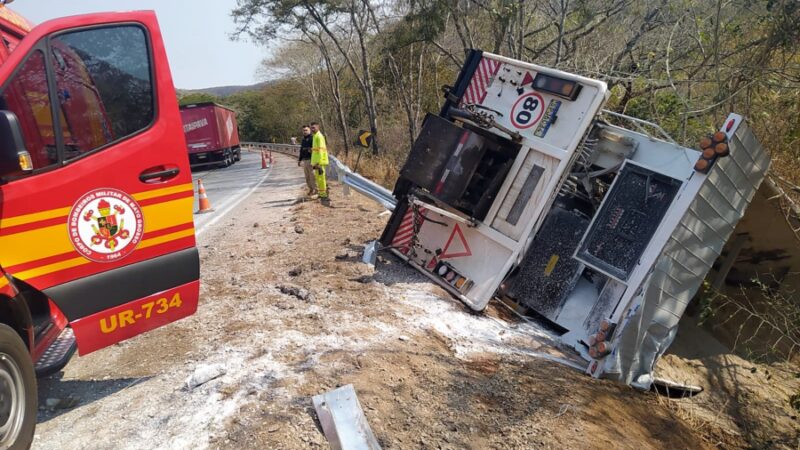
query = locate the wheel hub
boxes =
[0,353,24,448]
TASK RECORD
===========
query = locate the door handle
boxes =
[139,167,180,183]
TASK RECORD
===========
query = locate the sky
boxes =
[12,0,266,90]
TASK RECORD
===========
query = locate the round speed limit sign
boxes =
[510,92,545,129]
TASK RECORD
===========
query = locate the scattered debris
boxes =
[278,284,311,301]
[294,225,305,234]
[398,335,410,342]
[651,377,703,398]
[44,395,81,410]
[350,275,373,284]
[312,384,381,450]
[362,241,379,266]
[185,364,226,389]
[288,267,303,277]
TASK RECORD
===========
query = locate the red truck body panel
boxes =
[0,10,199,359]
[180,103,240,166]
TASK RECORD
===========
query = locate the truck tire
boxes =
[219,155,229,168]
[0,324,36,450]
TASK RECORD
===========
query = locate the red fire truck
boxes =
[0,7,200,448]
[180,102,241,168]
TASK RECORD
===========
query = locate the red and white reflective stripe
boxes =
[461,57,501,106]
[391,206,427,253]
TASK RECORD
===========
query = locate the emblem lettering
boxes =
[68,188,144,263]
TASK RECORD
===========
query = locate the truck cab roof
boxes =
[0,6,33,59]
[179,102,236,112]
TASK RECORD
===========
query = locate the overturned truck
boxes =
[378,50,770,388]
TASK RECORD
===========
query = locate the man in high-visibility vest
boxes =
[310,122,330,205]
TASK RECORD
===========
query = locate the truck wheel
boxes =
[0,324,36,450]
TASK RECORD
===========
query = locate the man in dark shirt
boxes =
[298,124,316,196]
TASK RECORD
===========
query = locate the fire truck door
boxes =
[0,12,199,355]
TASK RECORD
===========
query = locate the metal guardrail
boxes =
[241,142,397,210]
[241,142,300,157]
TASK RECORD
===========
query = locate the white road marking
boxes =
[195,165,273,237]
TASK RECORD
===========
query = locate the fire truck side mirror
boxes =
[0,110,31,178]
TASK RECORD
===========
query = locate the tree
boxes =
[178,92,219,106]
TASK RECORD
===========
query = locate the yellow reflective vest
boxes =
[311,131,329,166]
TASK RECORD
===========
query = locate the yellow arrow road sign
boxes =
[357,130,372,148]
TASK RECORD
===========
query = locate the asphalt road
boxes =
[190,150,278,235]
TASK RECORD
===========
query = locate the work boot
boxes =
[320,197,331,207]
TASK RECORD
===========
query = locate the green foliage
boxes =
[391,0,449,50]
[226,79,313,142]
[178,92,218,106]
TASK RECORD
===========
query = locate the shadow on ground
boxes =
[37,373,152,423]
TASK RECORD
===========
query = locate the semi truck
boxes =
[378,50,769,389]
[0,7,200,448]
[180,102,241,168]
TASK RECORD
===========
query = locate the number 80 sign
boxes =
[510,92,545,129]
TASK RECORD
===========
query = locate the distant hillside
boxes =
[178,81,271,98]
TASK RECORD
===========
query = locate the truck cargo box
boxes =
[180,102,240,168]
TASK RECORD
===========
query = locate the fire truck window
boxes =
[50,26,154,159]
[0,50,59,171]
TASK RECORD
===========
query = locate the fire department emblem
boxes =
[68,188,144,262]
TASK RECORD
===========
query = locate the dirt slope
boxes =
[34,154,719,449]
[656,318,800,450]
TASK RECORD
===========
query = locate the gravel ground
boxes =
[33,154,721,449]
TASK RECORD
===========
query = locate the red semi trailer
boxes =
[180,102,241,168]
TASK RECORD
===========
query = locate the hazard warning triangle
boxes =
[439,223,472,259]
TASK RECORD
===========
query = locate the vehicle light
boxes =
[532,73,580,100]
[455,277,466,289]
[17,151,32,172]
[437,265,449,276]
[597,341,611,354]
[726,119,735,132]
[445,271,456,282]
[694,130,730,174]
